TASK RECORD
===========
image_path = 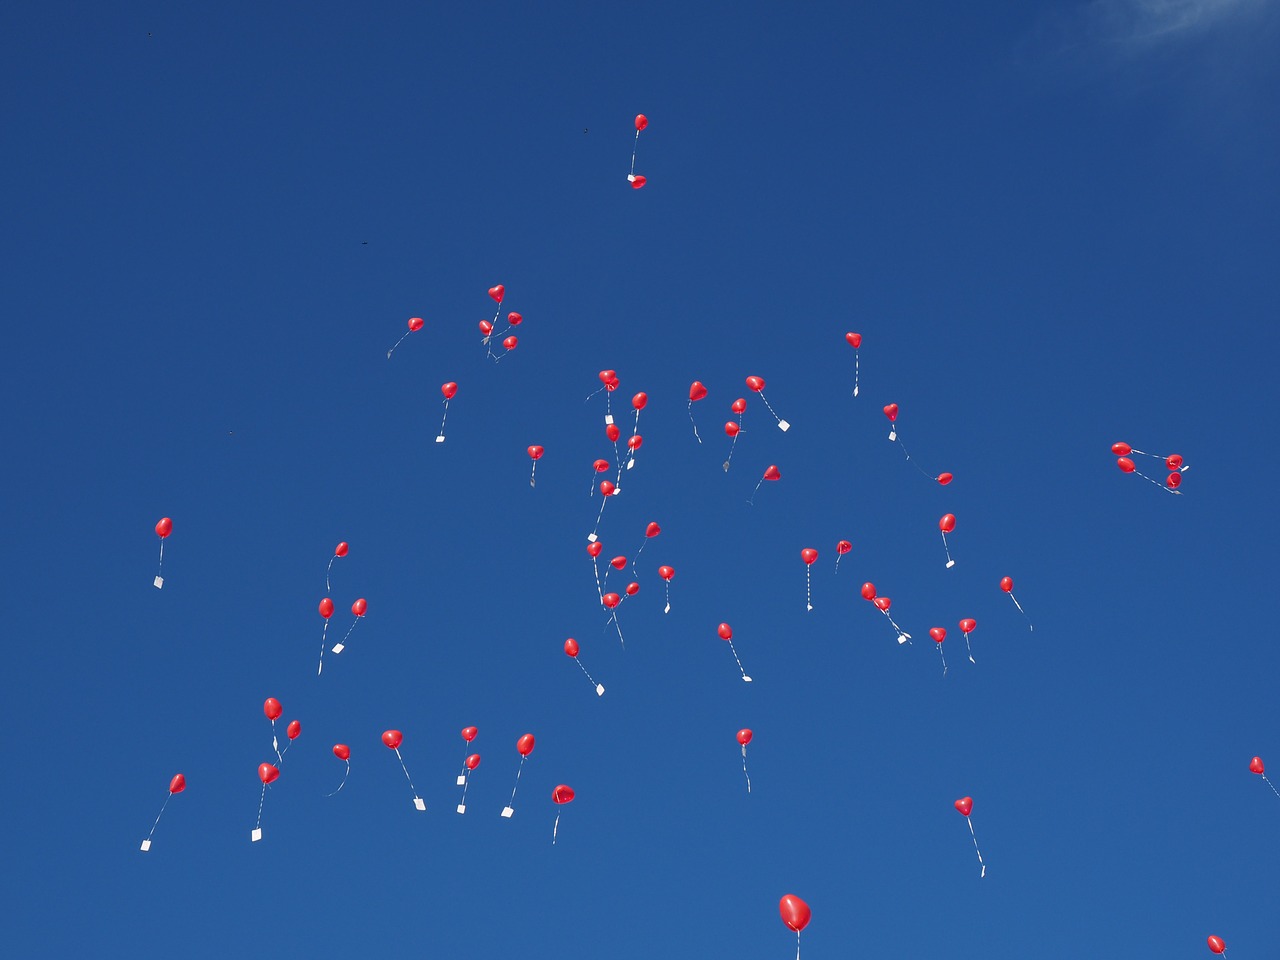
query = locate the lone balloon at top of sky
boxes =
[779,894,812,932]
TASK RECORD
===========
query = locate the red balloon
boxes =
[517,733,536,756]
[587,541,603,557]
[606,423,621,442]
[465,753,481,770]
[634,114,648,131]
[845,332,862,348]
[461,726,478,742]
[1167,454,1184,470]
[382,730,403,750]
[1000,576,1014,592]
[287,720,301,740]
[779,894,812,933]
[334,541,349,557]
[441,381,458,399]
[610,555,627,570]
[1117,457,1136,473]
[333,744,350,761]
[488,284,504,303]
[763,464,781,481]
[873,596,892,611]
[1167,472,1182,490]
[408,317,424,332]
[600,480,616,496]
[630,175,647,189]
[263,698,282,720]
[861,582,877,600]
[746,375,765,392]
[593,459,610,473]
[837,540,852,555]
[564,637,580,657]
[717,622,733,640]
[954,796,973,816]
[602,592,621,609]
[929,627,946,644]
[478,319,493,336]
[319,597,334,619]
[937,473,953,485]
[737,728,753,746]
[645,522,661,538]
[502,335,518,350]
[351,598,367,617]
[258,763,279,784]
[658,565,675,581]
[553,783,576,804]
[883,403,898,422]
[169,773,186,794]
[1208,936,1226,954]
[508,312,523,326]
[1111,442,1132,456]
[801,548,818,565]
[939,514,956,533]
[628,434,643,450]
[528,445,544,461]
[959,618,976,634]
[724,422,740,437]
[598,369,617,385]
[625,581,640,596]
[632,392,648,410]
[155,517,173,538]
[1250,756,1265,774]
[730,398,747,414]
[689,381,708,402]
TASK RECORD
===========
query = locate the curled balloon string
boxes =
[967,816,986,878]
[605,607,626,650]
[940,530,954,568]
[156,538,165,579]
[592,556,604,603]
[796,930,802,960]
[530,460,538,488]
[316,620,329,677]
[394,748,421,802]
[723,410,744,472]
[144,791,173,846]
[507,755,527,812]
[687,401,703,444]
[741,745,752,794]
[833,554,843,575]
[326,760,350,797]
[483,302,503,360]
[727,639,752,682]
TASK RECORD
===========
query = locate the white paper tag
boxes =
[413,797,426,811]
[626,459,634,470]
[140,839,152,852]
[807,603,813,611]
[742,675,753,683]
[853,386,859,396]
[587,533,598,543]
[612,486,621,495]
[596,683,605,696]
[501,806,514,818]
[251,828,263,842]
[898,634,909,645]
[331,643,345,654]
[435,435,445,443]
[456,804,466,814]
[604,414,614,425]
[945,560,956,569]
[888,430,896,441]
[778,420,790,432]
[664,603,671,614]
[153,576,164,589]
[456,775,467,786]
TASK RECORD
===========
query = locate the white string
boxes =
[1130,465,1180,494]
[552,811,561,844]
[1262,774,1280,800]
[271,719,282,765]
[758,392,784,426]
[941,531,953,567]
[630,128,640,177]
[796,929,802,960]
[316,620,329,677]
[575,656,600,690]
[748,477,764,505]
[255,782,268,830]
[741,745,752,794]
[687,402,702,443]
[897,435,939,482]
[728,639,751,681]
[483,302,502,359]
[145,791,172,842]
[326,760,350,797]
[805,567,813,612]
[530,461,537,488]
[338,616,360,650]
[967,816,986,877]
[937,642,948,676]
[631,536,649,579]
[663,582,671,614]
[1008,593,1034,631]
[157,539,164,576]
[507,755,526,810]
[852,349,859,397]
[964,631,976,664]
[437,398,450,441]
[590,490,610,540]
[386,329,411,359]
[458,768,472,809]
[394,748,420,800]
[325,555,337,591]
[881,608,911,644]
[592,556,603,602]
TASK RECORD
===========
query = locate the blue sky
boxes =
[2,1,1278,956]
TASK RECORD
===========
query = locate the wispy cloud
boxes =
[1087,0,1270,44]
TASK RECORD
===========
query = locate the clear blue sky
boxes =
[3,1,1278,957]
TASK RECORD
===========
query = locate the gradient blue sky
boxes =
[3,1,1279,957]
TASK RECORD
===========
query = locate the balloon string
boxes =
[326,760,350,797]
[806,567,813,612]
[728,639,750,680]
[146,792,172,842]
[317,620,329,677]
[437,398,450,441]
[610,610,626,650]
[741,745,752,794]
[1008,593,1033,631]
[967,816,986,877]
[394,748,420,799]
[897,436,938,482]
[157,539,164,575]
[630,128,639,177]
[271,719,283,765]
[459,769,471,809]
[941,531,953,566]
[508,755,526,809]
[386,329,411,359]
[592,556,603,602]
[833,554,842,574]
[552,811,561,844]
[591,491,610,539]
[687,402,702,444]
[796,929,802,960]
[852,349,859,397]
[339,616,360,648]
[1131,465,1179,494]
[575,656,599,689]
[964,632,976,664]
[938,642,948,676]
[631,537,648,579]
[758,392,784,426]
[256,782,268,830]
[664,582,671,614]
[530,461,537,488]
[326,555,336,592]
[1263,774,1280,801]
[748,477,764,505]
[881,609,911,643]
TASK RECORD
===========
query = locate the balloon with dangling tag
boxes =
[954,796,986,877]
[564,637,604,697]
[382,730,425,811]
[140,773,186,851]
[501,734,536,818]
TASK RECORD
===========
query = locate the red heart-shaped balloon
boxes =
[955,796,973,817]
[801,548,818,564]
[937,472,953,485]
[845,331,861,348]
[478,319,493,335]
[587,541,603,557]
[929,627,946,643]
[553,783,576,804]
[645,522,661,538]
[873,596,891,611]
[959,618,976,634]
[883,403,898,422]
[488,285,504,303]
[441,382,458,400]
[746,375,765,392]
[409,317,424,331]
[610,555,627,569]
[763,464,781,481]
[634,114,648,132]
[564,637,580,657]
[689,381,708,402]
[1250,756,1265,775]
[507,312,522,325]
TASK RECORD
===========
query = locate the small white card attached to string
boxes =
[456,804,466,814]
[251,828,263,842]
[413,797,426,811]
[140,840,152,852]
[945,560,956,569]
[889,429,897,441]
[742,675,753,683]
[331,643,345,654]
[587,533,598,543]
[604,414,614,425]
[664,603,671,614]
[778,420,790,432]
[456,775,467,786]
[596,683,605,697]
[501,806,514,818]
[435,435,445,443]
[626,459,635,470]
[898,634,910,645]
[153,576,164,589]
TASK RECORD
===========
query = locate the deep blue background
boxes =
[3,1,1278,957]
